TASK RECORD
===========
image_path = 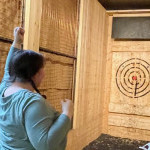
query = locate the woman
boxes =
[0,27,73,150]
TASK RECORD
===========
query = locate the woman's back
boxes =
[0,85,41,150]
[0,83,70,150]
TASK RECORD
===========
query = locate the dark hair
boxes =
[9,50,46,99]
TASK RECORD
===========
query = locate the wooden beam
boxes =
[107,9,150,16]
[23,0,42,52]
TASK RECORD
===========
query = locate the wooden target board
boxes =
[109,52,150,117]
[116,58,150,98]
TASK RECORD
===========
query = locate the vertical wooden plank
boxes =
[102,16,113,133]
[72,0,84,129]
[23,0,42,52]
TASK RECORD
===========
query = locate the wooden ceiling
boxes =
[98,0,150,10]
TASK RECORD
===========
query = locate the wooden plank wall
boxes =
[40,0,78,56]
[0,0,22,39]
[39,0,78,111]
[67,0,109,149]
[39,51,74,112]
[103,11,150,141]
[0,0,22,82]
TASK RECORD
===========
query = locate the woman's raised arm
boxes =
[1,27,24,83]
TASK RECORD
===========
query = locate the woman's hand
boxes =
[61,99,74,120]
[12,27,25,49]
[14,27,25,44]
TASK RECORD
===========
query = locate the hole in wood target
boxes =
[116,58,150,98]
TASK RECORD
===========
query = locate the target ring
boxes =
[116,58,150,98]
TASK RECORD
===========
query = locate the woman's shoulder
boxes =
[0,81,11,95]
[24,90,43,99]
[19,90,45,111]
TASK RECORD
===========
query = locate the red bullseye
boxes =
[132,76,137,80]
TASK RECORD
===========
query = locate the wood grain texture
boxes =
[40,0,78,56]
[38,0,78,113]
[108,125,150,141]
[102,16,113,134]
[23,0,42,51]
[112,40,150,52]
[0,0,22,39]
[39,51,74,112]
[108,113,150,130]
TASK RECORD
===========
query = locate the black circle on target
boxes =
[116,58,150,98]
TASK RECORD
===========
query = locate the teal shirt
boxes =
[0,46,71,150]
